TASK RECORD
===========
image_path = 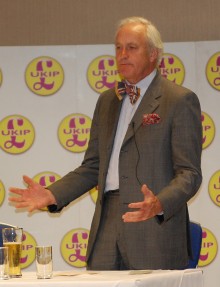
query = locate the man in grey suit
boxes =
[9,16,202,270]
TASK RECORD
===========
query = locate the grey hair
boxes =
[115,16,164,66]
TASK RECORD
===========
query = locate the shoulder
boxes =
[96,87,117,106]
[99,87,116,99]
[154,73,199,103]
[92,87,121,117]
[158,74,192,95]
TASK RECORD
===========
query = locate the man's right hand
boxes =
[8,175,57,212]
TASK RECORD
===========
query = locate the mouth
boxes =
[119,62,131,66]
[118,63,132,69]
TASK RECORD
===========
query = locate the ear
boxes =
[149,48,158,63]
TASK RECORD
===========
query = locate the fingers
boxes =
[141,184,153,198]
[8,196,24,203]
[23,175,35,187]
[128,201,142,209]
[8,175,42,212]
[9,195,37,212]
[122,211,145,222]
[8,187,24,195]
[122,184,161,222]
[9,175,33,195]
[14,202,35,212]
[128,184,154,209]
[8,176,31,202]
[14,202,30,208]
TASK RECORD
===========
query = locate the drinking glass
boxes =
[2,227,23,278]
[35,246,53,279]
[0,247,9,280]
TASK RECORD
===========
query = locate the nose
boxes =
[120,47,128,59]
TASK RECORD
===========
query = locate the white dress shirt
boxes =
[105,70,157,191]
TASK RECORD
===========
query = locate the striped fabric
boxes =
[115,81,140,105]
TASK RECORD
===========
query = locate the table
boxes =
[0,269,203,287]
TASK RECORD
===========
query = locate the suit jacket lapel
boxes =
[122,72,162,145]
[106,94,123,150]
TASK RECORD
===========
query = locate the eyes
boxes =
[115,44,138,52]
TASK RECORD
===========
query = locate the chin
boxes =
[119,71,132,80]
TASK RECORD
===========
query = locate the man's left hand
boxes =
[122,184,163,222]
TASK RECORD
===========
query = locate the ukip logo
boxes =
[58,113,91,153]
[206,52,220,91]
[159,53,185,85]
[87,55,121,94]
[0,180,5,206]
[208,170,220,207]
[61,228,89,268]
[0,115,35,154]
[20,231,37,269]
[89,186,98,203]
[201,111,215,149]
[25,56,64,96]
[198,227,218,267]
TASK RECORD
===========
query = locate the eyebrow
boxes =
[115,42,139,46]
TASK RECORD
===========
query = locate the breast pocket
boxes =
[137,121,171,150]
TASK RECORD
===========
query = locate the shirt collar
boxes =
[136,69,157,97]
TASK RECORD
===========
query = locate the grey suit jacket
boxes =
[48,72,202,269]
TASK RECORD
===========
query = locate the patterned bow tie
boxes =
[115,81,140,105]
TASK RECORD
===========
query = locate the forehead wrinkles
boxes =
[115,24,148,46]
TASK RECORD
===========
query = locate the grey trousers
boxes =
[87,192,131,270]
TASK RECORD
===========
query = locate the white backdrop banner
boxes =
[0,42,219,287]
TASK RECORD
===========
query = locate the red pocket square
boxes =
[143,113,161,125]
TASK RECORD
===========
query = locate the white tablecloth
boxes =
[0,269,203,287]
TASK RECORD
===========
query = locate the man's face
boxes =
[115,23,157,84]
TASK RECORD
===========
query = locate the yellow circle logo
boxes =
[159,53,185,85]
[25,56,64,96]
[87,55,121,93]
[58,113,91,153]
[198,227,218,267]
[21,230,37,269]
[206,52,220,91]
[89,186,98,203]
[208,170,220,207]
[0,68,2,87]
[33,171,61,187]
[60,228,89,268]
[201,111,215,149]
[0,115,35,154]
[0,180,5,206]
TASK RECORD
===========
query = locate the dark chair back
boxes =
[0,222,17,247]
[187,221,202,268]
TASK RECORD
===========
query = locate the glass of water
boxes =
[35,246,53,279]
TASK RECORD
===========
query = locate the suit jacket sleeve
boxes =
[156,90,202,221]
[47,97,103,211]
